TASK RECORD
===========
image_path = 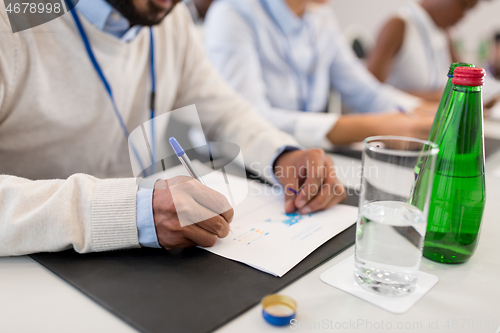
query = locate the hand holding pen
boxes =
[148,138,234,250]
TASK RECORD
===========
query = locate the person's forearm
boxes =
[326,113,434,145]
[0,174,139,256]
[407,90,444,102]
[326,115,377,145]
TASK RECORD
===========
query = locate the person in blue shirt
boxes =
[204,0,435,149]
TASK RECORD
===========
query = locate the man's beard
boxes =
[105,0,180,26]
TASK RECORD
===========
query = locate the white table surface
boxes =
[2,128,500,333]
[216,151,500,333]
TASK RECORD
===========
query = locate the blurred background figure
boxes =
[203,0,433,149]
[486,32,500,117]
[488,32,500,80]
[366,0,479,102]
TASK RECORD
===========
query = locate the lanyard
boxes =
[66,2,156,176]
[259,0,318,112]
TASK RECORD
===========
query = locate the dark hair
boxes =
[495,32,500,43]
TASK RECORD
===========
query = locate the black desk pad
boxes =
[31,193,359,333]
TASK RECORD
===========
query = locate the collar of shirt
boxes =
[75,0,143,42]
[261,0,308,35]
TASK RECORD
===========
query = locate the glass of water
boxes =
[354,136,439,297]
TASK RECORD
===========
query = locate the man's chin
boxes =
[146,0,180,25]
[104,0,180,27]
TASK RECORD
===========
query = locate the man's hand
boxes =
[152,176,234,249]
[273,149,346,215]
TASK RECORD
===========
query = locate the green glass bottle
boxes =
[422,67,486,264]
[412,63,475,180]
[428,62,475,143]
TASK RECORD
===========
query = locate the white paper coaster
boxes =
[320,255,438,314]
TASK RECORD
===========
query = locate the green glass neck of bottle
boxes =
[428,63,474,144]
[454,85,482,93]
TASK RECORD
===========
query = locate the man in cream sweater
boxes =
[0,0,346,256]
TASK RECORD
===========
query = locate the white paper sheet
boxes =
[146,161,359,277]
[201,172,358,277]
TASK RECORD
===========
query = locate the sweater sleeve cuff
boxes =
[294,113,339,150]
[91,178,140,252]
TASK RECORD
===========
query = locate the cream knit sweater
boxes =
[0,4,298,256]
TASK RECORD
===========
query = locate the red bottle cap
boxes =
[452,67,486,86]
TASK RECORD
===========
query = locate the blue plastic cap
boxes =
[262,309,295,326]
[169,137,185,157]
[261,294,296,327]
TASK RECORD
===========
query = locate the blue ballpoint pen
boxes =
[169,137,206,185]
